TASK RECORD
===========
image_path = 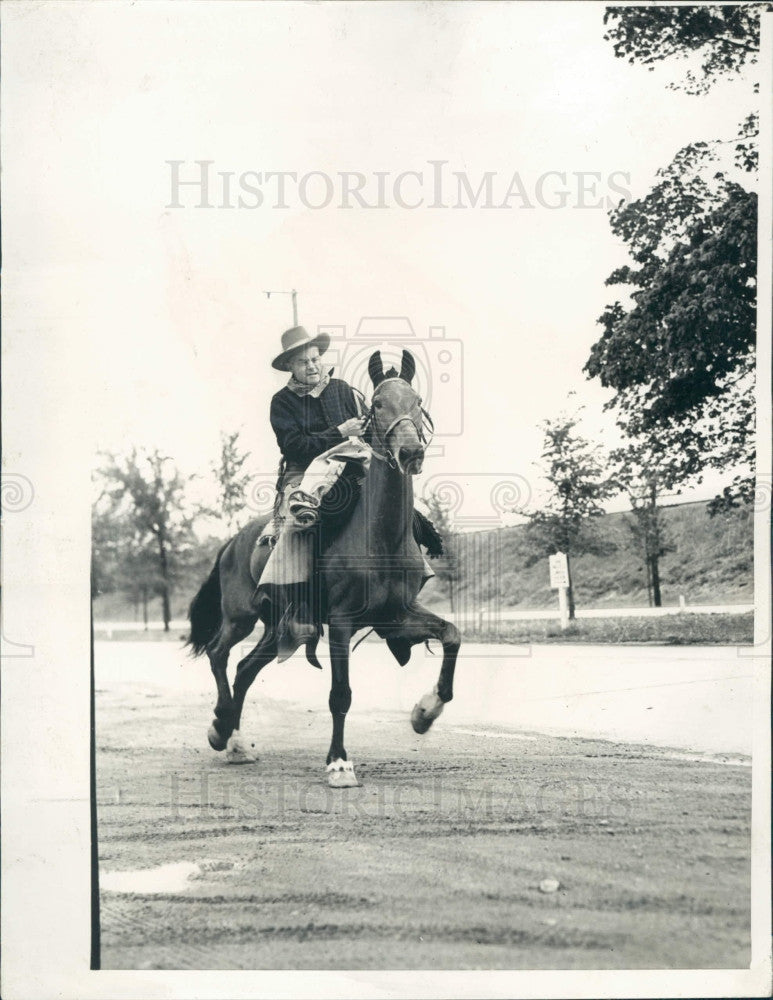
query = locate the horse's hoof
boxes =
[327,759,360,788]
[226,730,258,764]
[411,689,444,734]
[208,724,229,752]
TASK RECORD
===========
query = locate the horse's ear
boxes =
[399,349,416,384]
[368,350,385,386]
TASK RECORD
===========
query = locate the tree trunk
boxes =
[644,550,653,607]
[566,551,576,620]
[649,483,662,608]
[157,534,172,632]
[650,553,662,608]
[161,587,171,632]
[141,586,149,631]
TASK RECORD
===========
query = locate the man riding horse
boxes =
[188,338,458,780]
[256,325,440,660]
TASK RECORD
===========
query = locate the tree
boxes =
[523,413,616,618]
[91,503,123,597]
[624,503,674,608]
[603,5,769,95]
[211,430,256,534]
[586,6,764,511]
[609,436,682,607]
[422,491,461,614]
[91,503,159,627]
[586,174,757,503]
[95,449,197,631]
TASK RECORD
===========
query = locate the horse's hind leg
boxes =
[206,617,255,751]
[225,628,278,763]
[391,605,461,734]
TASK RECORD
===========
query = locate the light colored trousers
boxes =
[259,439,371,586]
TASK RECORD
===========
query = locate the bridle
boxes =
[356,378,434,469]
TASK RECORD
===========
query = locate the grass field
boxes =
[93,612,754,646]
[461,612,754,646]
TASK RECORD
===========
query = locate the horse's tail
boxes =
[186,544,227,657]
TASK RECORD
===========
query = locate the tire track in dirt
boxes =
[95,674,752,969]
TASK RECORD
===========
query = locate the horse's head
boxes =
[367,349,432,475]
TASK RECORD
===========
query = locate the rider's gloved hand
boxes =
[338,417,365,438]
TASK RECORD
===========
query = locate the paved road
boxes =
[94,638,753,970]
[96,638,755,756]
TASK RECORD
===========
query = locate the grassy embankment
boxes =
[421,499,754,613]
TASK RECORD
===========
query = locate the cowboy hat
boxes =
[271,326,330,371]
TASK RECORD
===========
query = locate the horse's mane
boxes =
[317,462,366,551]
[314,464,443,557]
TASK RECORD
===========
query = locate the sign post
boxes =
[549,552,570,630]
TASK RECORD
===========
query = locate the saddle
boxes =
[252,461,443,583]
[314,468,444,556]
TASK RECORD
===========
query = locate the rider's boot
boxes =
[277,589,318,663]
[287,452,368,526]
[287,489,321,527]
[255,583,317,662]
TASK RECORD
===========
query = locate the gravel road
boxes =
[95,639,752,970]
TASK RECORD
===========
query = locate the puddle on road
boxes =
[101,861,201,894]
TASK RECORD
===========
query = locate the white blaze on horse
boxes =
[187,349,460,787]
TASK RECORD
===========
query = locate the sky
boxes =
[3,1,760,525]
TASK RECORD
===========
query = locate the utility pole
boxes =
[264,288,298,326]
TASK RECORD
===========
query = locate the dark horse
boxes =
[187,349,461,786]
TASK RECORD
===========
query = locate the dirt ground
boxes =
[95,640,751,971]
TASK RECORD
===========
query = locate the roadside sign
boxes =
[549,552,569,589]
[549,552,570,630]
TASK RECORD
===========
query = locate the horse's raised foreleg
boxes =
[225,627,278,764]
[389,604,461,734]
[206,618,254,751]
[326,623,359,787]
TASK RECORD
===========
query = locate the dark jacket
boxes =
[270,375,442,556]
[270,377,360,485]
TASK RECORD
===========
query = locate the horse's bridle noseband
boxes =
[356,378,434,469]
